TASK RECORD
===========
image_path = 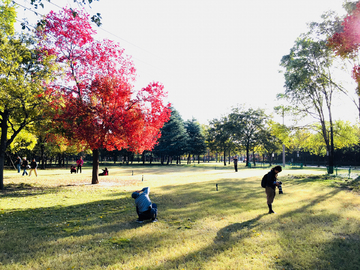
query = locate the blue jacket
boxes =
[135,187,152,213]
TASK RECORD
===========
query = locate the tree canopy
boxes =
[0,0,55,190]
[280,13,346,173]
[35,7,170,183]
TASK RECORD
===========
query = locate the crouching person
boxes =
[132,187,158,223]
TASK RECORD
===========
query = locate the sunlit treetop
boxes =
[0,0,16,36]
[36,7,170,153]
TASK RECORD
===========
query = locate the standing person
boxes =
[22,157,28,176]
[265,165,282,214]
[15,156,22,173]
[132,187,158,223]
[233,156,238,172]
[76,156,84,173]
[29,158,38,177]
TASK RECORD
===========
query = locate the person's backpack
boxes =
[261,173,268,188]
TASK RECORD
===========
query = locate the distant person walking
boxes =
[22,157,28,176]
[132,187,158,223]
[29,158,38,177]
[76,156,84,173]
[233,156,238,172]
[15,156,22,173]
[264,165,282,214]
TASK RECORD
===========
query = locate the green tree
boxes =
[152,108,188,165]
[332,120,359,149]
[305,120,359,162]
[280,12,346,174]
[206,116,234,166]
[184,118,207,164]
[257,122,282,165]
[0,0,55,190]
[228,107,267,167]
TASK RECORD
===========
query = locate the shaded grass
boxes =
[0,165,360,269]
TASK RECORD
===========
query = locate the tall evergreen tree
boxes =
[185,118,207,164]
[153,108,188,164]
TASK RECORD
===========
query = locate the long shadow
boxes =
[0,193,139,266]
[0,177,259,268]
[0,183,56,198]
[1,173,356,269]
[149,185,353,269]
[215,214,266,243]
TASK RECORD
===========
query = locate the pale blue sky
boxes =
[16,0,358,125]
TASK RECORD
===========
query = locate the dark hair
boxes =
[273,165,282,172]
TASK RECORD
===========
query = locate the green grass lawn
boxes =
[0,164,359,270]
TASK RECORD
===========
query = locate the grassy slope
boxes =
[0,164,359,270]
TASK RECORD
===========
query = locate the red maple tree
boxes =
[328,2,360,89]
[36,8,170,184]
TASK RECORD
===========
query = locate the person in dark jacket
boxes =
[15,156,22,173]
[29,158,38,177]
[265,165,282,214]
[22,157,29,176]
[132,187,158,223]
[99,167,108,176]
[233,156,238,172]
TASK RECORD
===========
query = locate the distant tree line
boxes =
[3,0,360,191]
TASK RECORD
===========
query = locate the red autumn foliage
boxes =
[328,2,360,88]
[36,7,170,182]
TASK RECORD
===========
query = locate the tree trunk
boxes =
[223,148,226,166]
[246,144,250,167]
[253,150,256,166]
[358,96,360,121]
[0,110,9,190]
[40,142,45,169]
[328,119,335,174]
[92,149,99,184]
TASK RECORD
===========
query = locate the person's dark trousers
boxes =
[137,203,157,221]
[268,204,274,213]
[77,165,82,173]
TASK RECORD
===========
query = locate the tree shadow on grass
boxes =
[148,185,354,270]
[0,194,139,266]
[0,183,50,197]
[215,214,266,243]
[1,175,357,269]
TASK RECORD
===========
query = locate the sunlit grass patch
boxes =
[0,165,360,269]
